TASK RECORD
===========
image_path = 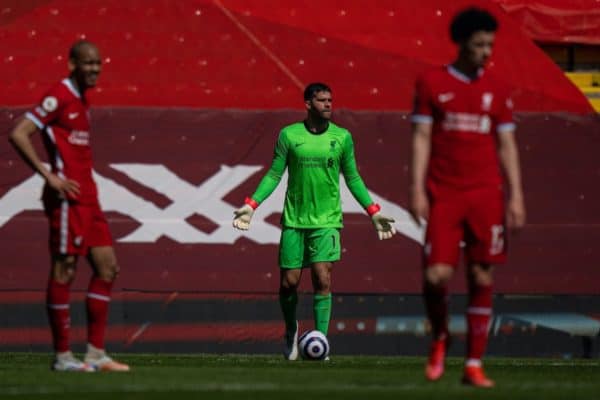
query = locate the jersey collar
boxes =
[62,78,82,99]
[303,120,329,135]
[447,65,484,83]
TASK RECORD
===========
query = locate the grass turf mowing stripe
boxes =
[1,354,599,399]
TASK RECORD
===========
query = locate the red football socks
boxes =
[46,279,71,353]
[423,283,449,339]
[466,284,493,364]
[86,277,113,350]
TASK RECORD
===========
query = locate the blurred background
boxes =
[0,0,598,358]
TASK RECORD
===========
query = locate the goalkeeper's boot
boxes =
[52,351,94,372]
[462,364,495,388]
[283,321,299,361]
[425,335,449,381]
[84,344,130,372]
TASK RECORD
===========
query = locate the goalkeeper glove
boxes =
[366,203,396,240]
[233,197,258,230]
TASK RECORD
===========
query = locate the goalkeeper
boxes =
[232,82,396,360]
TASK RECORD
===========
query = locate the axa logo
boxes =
[0,164,424,244]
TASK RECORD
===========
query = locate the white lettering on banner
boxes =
[0,164,424,244]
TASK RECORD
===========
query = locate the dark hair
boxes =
[450,7,498,44]
[69,40,97,61]
[304,82,331,101]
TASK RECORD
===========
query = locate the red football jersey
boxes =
[412,66,515,189]
[25,78,98,204]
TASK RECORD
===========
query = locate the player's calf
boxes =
[283,321,299,361]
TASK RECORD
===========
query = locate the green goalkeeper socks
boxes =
[313,293,332,335]
[279,292,298,333]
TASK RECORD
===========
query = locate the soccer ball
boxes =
[298,330,329,360]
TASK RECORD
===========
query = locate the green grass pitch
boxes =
[1,353,599,399]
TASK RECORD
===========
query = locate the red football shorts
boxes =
[43,193,113,256]
[424,184,506,268]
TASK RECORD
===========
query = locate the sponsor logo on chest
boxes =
[440,92,495,134]
[68,130,90,146]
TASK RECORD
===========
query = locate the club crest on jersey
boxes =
[42,96,58,112]
[506,97,514,110]
[481,92,494,111]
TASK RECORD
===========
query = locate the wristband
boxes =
[244,197,259,210]
[366,203,381,216]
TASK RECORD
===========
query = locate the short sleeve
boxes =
[411,75,434,124]
[25,89,64,130]
[496,92,516,134]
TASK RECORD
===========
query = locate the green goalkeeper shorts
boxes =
[279,227,341,269]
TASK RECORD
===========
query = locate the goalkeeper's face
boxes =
[307,91,332,120]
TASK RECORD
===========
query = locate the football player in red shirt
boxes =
[409,7,526,387]
[9,41,129,372]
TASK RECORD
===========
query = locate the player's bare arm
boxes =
[497,130,526,229]
[409,122,432,226]
[9,117,80,199]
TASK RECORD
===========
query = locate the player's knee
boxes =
[62,267,77,283]
[53,256,78,283]
[313,275,331,293]
[280,281,298,294]
[280,274,300,290]
[98,262,119,281]
[425,264,453,286]
[468,263,494,286]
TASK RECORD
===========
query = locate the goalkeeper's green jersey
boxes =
[251,121,374,228]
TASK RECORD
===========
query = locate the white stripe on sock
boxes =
[48,304,69,310]
[466,358,482,367]
[87,293,111,302]
[467,307,492,315]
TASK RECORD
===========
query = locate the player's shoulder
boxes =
[279,121,305,139]
[280,121,305,133]
[45,79,77,98]
[327,121,351,137]
[40,79,79,106]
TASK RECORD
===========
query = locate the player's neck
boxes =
[450,60,481,81]
[304,118,329,135]
[68,76,87,97]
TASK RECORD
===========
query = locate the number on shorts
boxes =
[490,225,504,255]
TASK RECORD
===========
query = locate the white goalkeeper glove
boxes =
[372,212,396,240]
[233,198,258,230]
[366,203,396,240]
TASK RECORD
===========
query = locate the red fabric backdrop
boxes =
[0,0,593,113]
[493,0,600,44]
